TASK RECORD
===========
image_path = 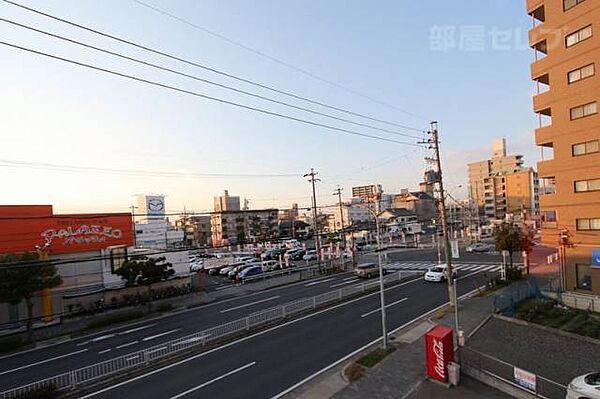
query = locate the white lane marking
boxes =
[142,329,181,342]
[0,349,88,376]
[304,278,334,287]
[219,296,280,313]
[271,285,484,399]
[78,275,427,398]
[216,285,235,291]
[471,265,488,271]
[482,265,499,272]
[458,264,478,271]
[169,362,257,399]
[92,334,116,342]
[360,297,408,318]
[115,341,138,349]
[342,276,357,281]
[120,324,156,335]
[330,279,359,288]
[98,349,112,355]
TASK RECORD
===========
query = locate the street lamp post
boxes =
[366,206,388,349]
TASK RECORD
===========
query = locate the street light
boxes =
[365,205,388,350]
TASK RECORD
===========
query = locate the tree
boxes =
[494,223,526,272]
[115,255,174,288]
[0,252,62,342]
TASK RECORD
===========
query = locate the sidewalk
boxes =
[295,290,507,399]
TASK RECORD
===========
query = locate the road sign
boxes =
[592,249,600,267]
[450,240,460,259]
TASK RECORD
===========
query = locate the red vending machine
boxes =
[425,325,454,383]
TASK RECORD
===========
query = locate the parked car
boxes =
[262,260,280,272]
[288,249,306,260]
[236,256,256,263]
[303,250,318,261]
[207,263,233,276]
[262,248,286,261]
[219,262,243,276]
[424,265,457,282]
[354,263,386,279]
[567,372,600,399]
[239,265,264,282]
[189,260,203,272]
[466,243,495,253]
[228,263,258,280]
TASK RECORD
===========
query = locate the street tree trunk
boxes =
[25,297,34,342]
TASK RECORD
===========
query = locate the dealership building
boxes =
[0,205,135,327]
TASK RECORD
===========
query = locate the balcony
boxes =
[537,158,557,177]
[535,125,554,146]
[533,90,552,114]
[527,1,545,22]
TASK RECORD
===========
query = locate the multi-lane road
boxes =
[0,250,501,396]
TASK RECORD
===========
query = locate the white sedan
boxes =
[567,372,600,399]
[424,265,457,282]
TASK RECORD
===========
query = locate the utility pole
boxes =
[424,121,459,333]
[304,168,321,269]
[333,185,346,249]
[130,205,138,245]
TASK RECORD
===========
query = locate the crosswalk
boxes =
[385,261,501,273]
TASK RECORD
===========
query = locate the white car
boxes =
[567,372,600,399]
[466,243,495,253]
[303,250,318,261]
[424,265,457,282]
[189,260,203,272]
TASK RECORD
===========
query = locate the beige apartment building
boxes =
[468,139,537,223]
[528,0,600,295]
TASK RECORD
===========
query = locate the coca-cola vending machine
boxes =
[425,325,454,383]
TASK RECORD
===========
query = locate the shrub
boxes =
[13,384,56,399]
[86,310,144,330]
[155,303,175,312]
[0,335,27,354]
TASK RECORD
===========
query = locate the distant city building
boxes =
[351,184,383,201]
[467,140,538,223]
[528,1,600,296]
[468,139,525,213]
[213,190,241,212]
[175,214,211,247]
[280,203,299,221]
[211,209,278,246]
[134,194,184,250]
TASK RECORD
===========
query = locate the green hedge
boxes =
[85,310,145,330]
[0,335,28,354]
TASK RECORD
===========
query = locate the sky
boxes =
[0,0,538,214]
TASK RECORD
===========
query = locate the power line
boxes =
[132,0,431,122]
[0,18,425,140]
[0,41,424,147]
[3,0,427,133]
[0,158,301,179]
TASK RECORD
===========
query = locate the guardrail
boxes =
[0,270,423,398]
[461,347,566,399]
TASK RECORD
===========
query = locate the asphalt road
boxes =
[79,270,492,399]
[0,251,499,392]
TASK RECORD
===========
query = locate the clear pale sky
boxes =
[1,0,537,214]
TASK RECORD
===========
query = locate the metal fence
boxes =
[494,279,543,316]
[0,270,422,398]
[461,347,566,399]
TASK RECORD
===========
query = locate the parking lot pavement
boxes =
[407,375,512,399]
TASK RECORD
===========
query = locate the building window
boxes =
[573,140,600,156]
[576,264,592,291]
[110,246,128,273]
[541,210,557,228]
[570,101,597,120]
[568,63,595,84]
[566,25,593,48]
[564,0,585,11]
[576,218,600,230]
[574,178,600,192]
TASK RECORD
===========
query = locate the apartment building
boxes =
[211,209,278,246]
[468,139,525,212]
[213,190,241,212]
[175,215,211,247]
[351,184,383,200]
[528,0,600,295]
[481,168,539,223]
